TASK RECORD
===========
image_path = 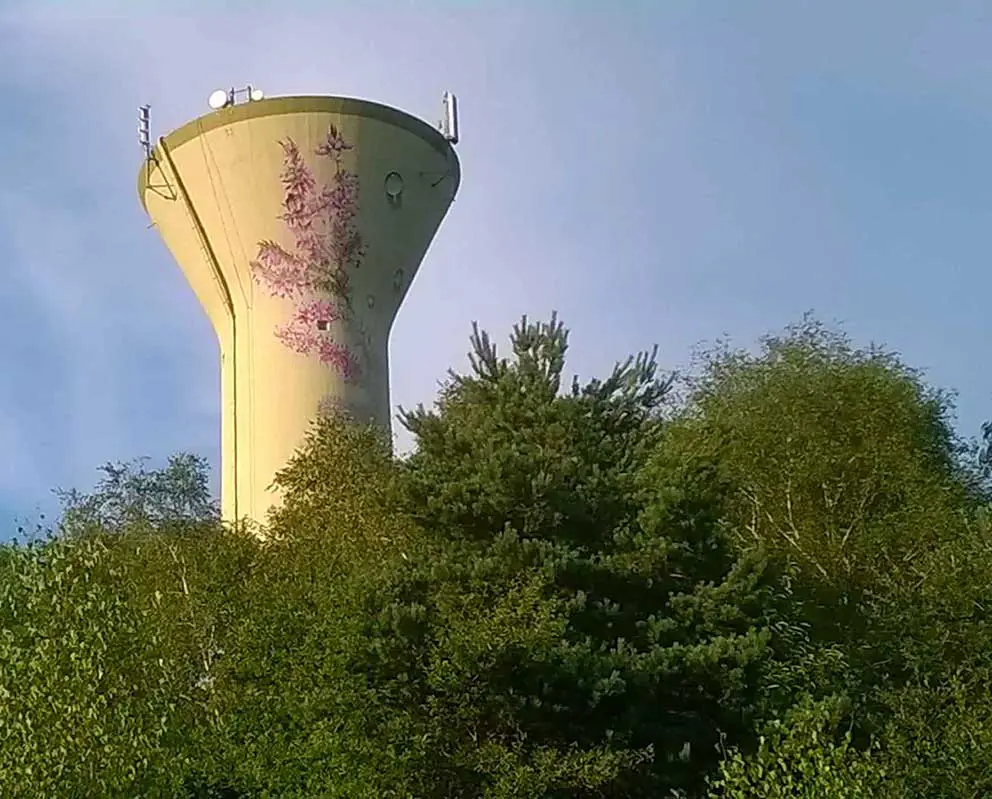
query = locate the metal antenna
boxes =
[439,91,459,144]
[210,84,265,110]
[138,104,151,158]
[137,103,177,201]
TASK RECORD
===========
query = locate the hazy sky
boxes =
[1,2,992,533]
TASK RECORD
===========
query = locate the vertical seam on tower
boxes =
[197,133,255,515]
[198,134,251,306]
[157,136,240,525]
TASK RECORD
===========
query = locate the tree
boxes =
[977,418,992,491]
[10,310,992,796]
[389,315,797,795]
[664,315,968,597]
[0,521,255,797]
[55,453,219,536]
[184,315,795,797]
[654,314,978,707]
[395,314,671,548]
[661,315,992,793]
[0,449,248,796]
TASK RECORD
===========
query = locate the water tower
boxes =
[137,89,460,525]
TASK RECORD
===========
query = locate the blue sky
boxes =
[1,2,992,534]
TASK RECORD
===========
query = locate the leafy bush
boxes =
[706,696,884,798]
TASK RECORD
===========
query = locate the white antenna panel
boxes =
[441,91,459,144]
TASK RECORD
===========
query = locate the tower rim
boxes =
[136,94,460,212]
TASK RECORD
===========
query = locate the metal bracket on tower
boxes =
[137,104,177,200]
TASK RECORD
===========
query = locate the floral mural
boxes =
[249,125,366,380]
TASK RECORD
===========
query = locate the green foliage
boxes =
[871,672,992,796]
[3,311,992,796]
[397,314,670,546]
[163,315,793,797]
[709,675,992,798]
[706,696,884,798]
[55,454,219,536]
[0,523,254,796]
[375,315,788,796]
[660,314,992,795]
[0,535,162,796]
[656,315,983,725]
[184,418,425,798]
[667,314,967,596]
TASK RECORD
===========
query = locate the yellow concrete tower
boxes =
[138,92,460,525]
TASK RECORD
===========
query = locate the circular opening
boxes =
[384,171,404,199]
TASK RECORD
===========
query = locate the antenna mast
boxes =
[136,103,176,201]
[138,104,151,159]
[439,91,459,144]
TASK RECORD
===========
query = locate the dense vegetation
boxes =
[2,313,991,797]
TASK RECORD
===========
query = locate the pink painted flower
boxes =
[249,240,311,298]
[277,140,317,228]
[293,299,343,327]
[250,125,366,380]
[317,338,359,379]
[274,324,315,355]
[315,125,352,159]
